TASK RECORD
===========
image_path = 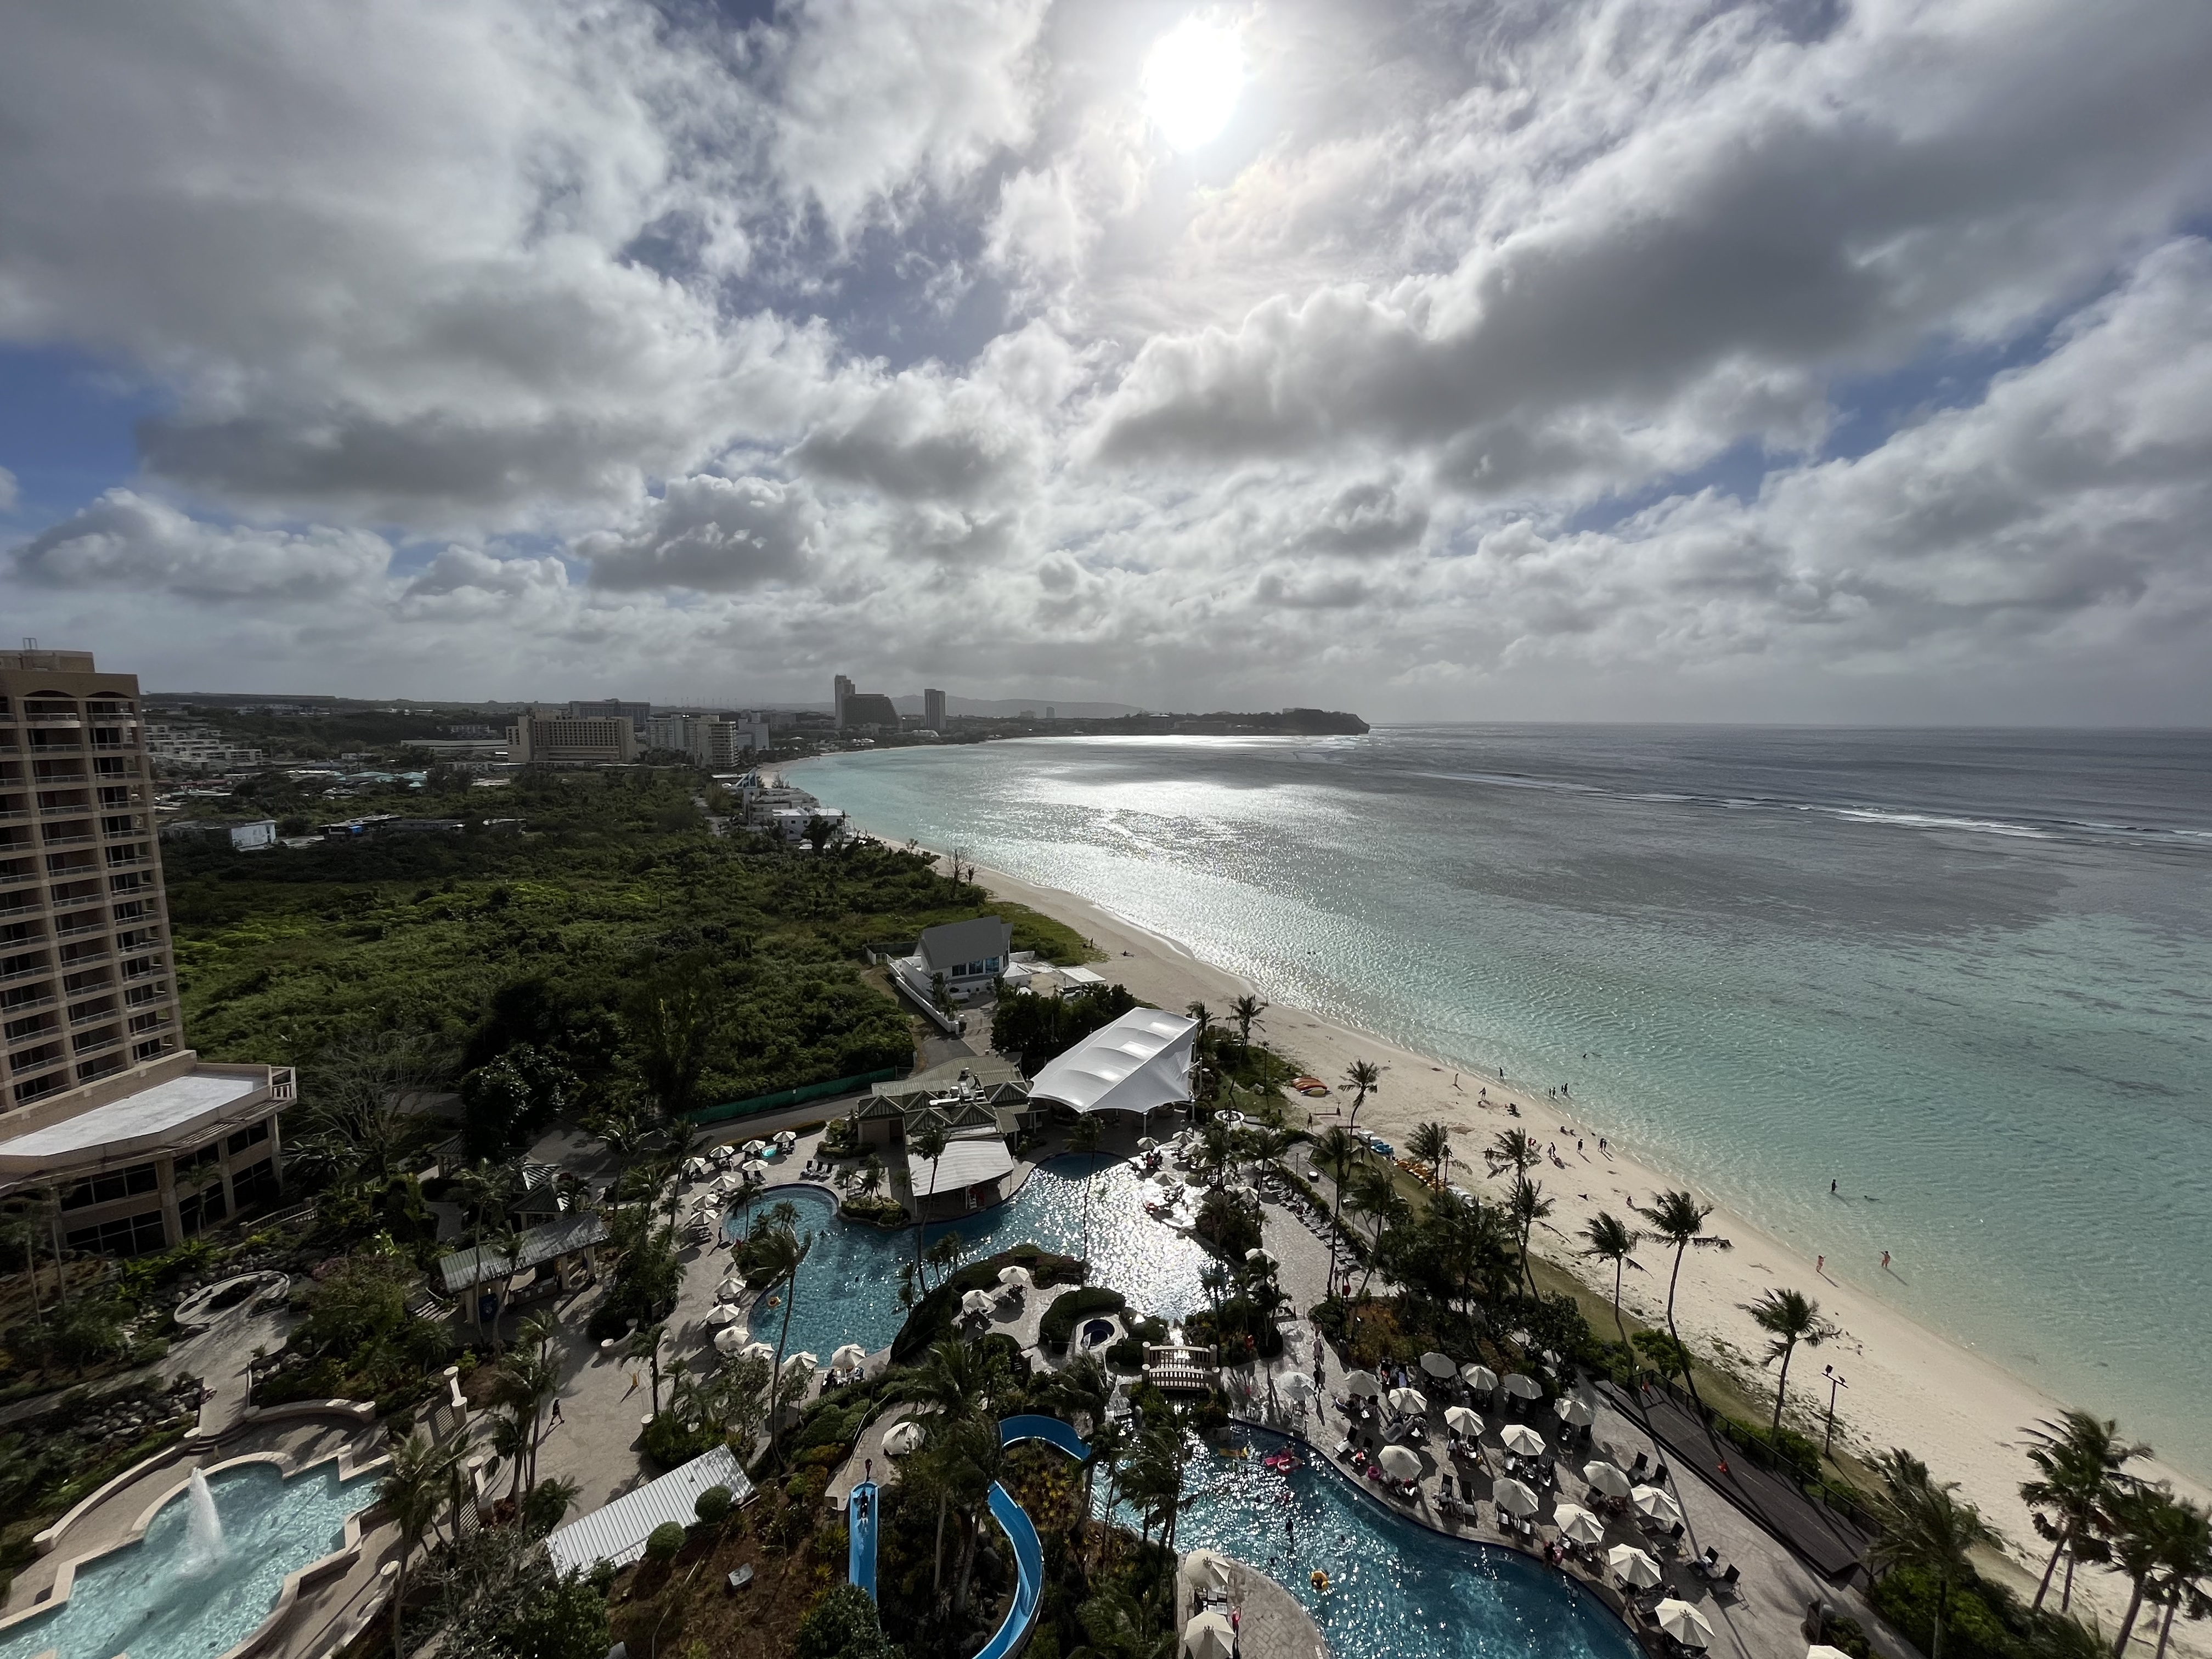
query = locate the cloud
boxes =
[0,0,2206,722]
[580,475,822,591]
[0,469,16,512]
[9,490,390,600]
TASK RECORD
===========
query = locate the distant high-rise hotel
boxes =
[831,672,897,732]
[0,650,292,1256]
[924,688,947,731]
[832,674,856,727]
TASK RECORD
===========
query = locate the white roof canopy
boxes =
[908,1135,1017,1194]
[1030,1009,1198,1116]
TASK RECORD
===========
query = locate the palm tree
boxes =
[2020,1410,2148,1611]
[1491,1127,1539,1175]
[1635,1188,1714,1408]
[1348,1165,1410,1297]
[0,1201,48,1357]
[626,1321,669,1415]
[1312,1126,1361,1271]
[2108,1484,2190,1658]
[1407,1121,1451,1189]
[1344,1059,1381,1125]
[1744,1287,1835,1439]
[909,1120,950,1276]
[2148,1494,2212,1659]
[628,981,720,1119]
[754,1220,813,1462]
[378,1429,459,1659]
[1068,1115,1104,1263]
[1582,1211,1640,1343]
[1508,1172,1553,1298]
[1069,1584,1176,1659]
[1870,1451,1997,1659]
[1229,995,1268,1049]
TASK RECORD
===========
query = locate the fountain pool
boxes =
[726,1154,1217,1363]
[0,1459,379,1659]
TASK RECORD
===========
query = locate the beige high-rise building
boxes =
[0,649,292,1255]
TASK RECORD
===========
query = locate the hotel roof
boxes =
[0,1071,265,1172]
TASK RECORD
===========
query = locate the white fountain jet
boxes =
[179,1467,227,1572]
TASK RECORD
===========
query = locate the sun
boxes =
[1142,18,1245,151]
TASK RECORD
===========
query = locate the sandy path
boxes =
[939,851,2207,1649]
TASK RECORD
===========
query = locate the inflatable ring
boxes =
[1311,1571,1331,1593]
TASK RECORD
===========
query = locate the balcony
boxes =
[55,916,107,939]
[1,958,53,985]
[38,800,91,816]
[2,995,58,1016]
[41,832,94,849]
[121,955,166,980]
[70,1003,119,1029]
[22,713,83,727]
[58,943,111,968]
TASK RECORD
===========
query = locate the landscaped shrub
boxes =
[794,1583,898,1659]
[1039,1286,1126,1348]
[644,1521,686,1563]
[641,1410,720,1470]
[693,1485,733,1528]
[890,1245,1085,1362]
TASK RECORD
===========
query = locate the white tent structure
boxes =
[1029,1009,1199,1117]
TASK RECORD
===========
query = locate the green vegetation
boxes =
[1038,1285,1126,1349]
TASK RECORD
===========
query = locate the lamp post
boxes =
[1821,1364,1850,1460]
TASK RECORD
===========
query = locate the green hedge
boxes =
[1039,1286,1127,1348]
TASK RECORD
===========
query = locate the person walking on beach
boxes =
[1815,1255,1824,1276]
[550,1398,564,1427]
[1831,1178,1838,1195]
[1881,1250,1892,1271]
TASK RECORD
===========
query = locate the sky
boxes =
[2,0,2209,724]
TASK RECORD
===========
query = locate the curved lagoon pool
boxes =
[1165,1427,1642,1659]
[730,1154,1216,1363]
[0,1459,379,1659]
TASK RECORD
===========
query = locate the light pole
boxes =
[1821,1364,1850,1460]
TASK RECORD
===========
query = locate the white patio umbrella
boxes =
[1654,1600,1714,1650]
[1418,1351,1458,1380]
[1555,1396,1595,1427]
[1387,1387,1430,1416]
[1509,1329,1533,1348]
[1245,1248,1277,1267]
[715,1276,748,1303]
[998,1265,1034,1289]
[1444,1406,1485,1435]
[742,1140,768,1155]
[741,1158,768,1177]
[1378,1445,1423,1481]
[713,1324,751,1356]
[1633,1485,1685,1527]
[683,1157,709,1177]
[781,1351,818,1378]
[1492,1477,1541,1517]
[1609,1544,1663,1588]
[1501,1424,1547,1457]
[830,1343,868,1372]
[1279,1372,1320,1401]
[775,1130,798,1145]
[883,1420,926,1456]
[1137,1136,1160,1151]
[739,1341,774,1363]
[1182,1611,1237,1659]
[703,1304,743,1329]
[1501,1372,1543,1400]
[1462,1363,1500,1392]
[1554,1503,1607,1545]
[1343,1369,1383,1398]
[1180,1549,1233,1595]
[1584,1461,1634,1499]
[962,1289,996,1316]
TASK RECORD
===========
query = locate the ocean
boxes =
[791,727,2212,1477]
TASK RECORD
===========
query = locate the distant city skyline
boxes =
[2,3,2209,726]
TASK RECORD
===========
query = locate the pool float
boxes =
[1217,1444,1252,1459]
[1311,1570,1331,1592]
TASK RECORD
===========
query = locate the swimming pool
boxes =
[727,1154,1217,1364]
[0,1459,379,1659]
[1165,1427,1642,1659]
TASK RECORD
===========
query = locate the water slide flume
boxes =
[847,1413,1090,1659]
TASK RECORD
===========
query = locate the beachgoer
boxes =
[550,1399,564,1425]
[1882,1250,1892,1271]
[1815,1255,1824,1274]
[624,1371,640,1398]
[1831,1178,1839,1195]
[865,1458,873,1483]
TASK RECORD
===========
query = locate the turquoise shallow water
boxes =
[0,1460,377,1659]
[794,727,2212,1478]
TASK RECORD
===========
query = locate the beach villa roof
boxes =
[916,915,1012,978]
[1030,1008,1198,1116]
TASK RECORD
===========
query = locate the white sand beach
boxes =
[949,852,2210,1650]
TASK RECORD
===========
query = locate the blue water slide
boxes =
[847,1481,879,1601]
[998,1414,1092,1463]
[963,1416,1089,1659]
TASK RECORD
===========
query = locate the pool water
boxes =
[0,1459,380,1659]
[729,1155,1217,1364]
[1164,1428,1641,1659]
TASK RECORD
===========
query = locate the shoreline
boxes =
[872,836,2207,1642]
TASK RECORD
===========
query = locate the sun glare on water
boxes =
[1142,18,1245,151]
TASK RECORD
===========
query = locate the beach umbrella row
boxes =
[1461,1363,1499,1391]
[1609,1543,1663,1588]
[1501,1424,1546,1457]
[1633,1485,1684,1526]
[1443,1405,1484,1435]
[1554,1502,1606,1545]
[1492,1477,1541,1517]
[1584,1460,1633,1498]
[1654,1599,1714,1649]
[1387,1386,1429,1416]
